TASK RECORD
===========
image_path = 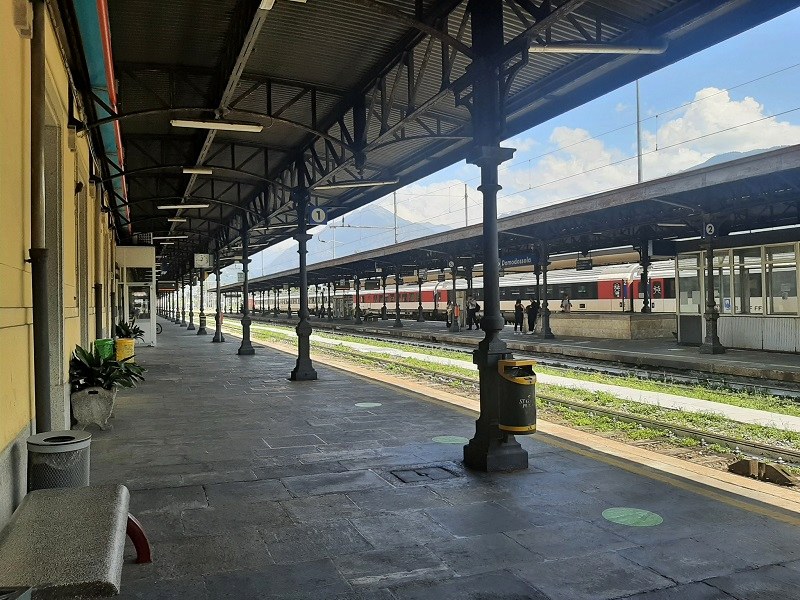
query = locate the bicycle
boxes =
[156,322,163,335]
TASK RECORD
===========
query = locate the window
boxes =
[732,247,762,314]
[766,245,798,315]
[677,254,701,314]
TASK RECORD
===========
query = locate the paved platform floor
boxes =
[235,313,800,385]
[94,320,800,599]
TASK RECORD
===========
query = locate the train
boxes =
[244,260,678,322]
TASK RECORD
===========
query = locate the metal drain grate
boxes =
[389,464,460,484]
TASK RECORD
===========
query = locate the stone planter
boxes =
[71,387,118,430]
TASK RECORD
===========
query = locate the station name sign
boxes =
[500,254,535,268]
[575,258,593,271]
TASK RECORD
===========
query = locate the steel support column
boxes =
[327,282,333,320]
[181,276,187,326]
[381,276,388,319]
[448,266,460,332]
[237,229,255,355]
[392,270,403,328]
[274,289,280,316]
[213,271,223,341]
[540,250,554,339]
[417,277,425,322]
[640,245,651,313]
[463,0,527,472]
[175,280,181,323]
[290,189,317,381]
[197,269,207,335]
[187,270,196,330]
[354,277,362,323]
[700,243,725,354]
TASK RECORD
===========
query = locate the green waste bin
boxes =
[94,338,114,360]
[497,359,537,434]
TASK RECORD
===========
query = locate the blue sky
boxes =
[222,7,800,281]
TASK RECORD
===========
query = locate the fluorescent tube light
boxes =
[152,235,189,240]
[313,178,399,190]
[158,242,175,245]
[167,217,187,222]
[157,204,210,210]
[529,42,668,55]
[171,119,264,133]
[182,167,213,175]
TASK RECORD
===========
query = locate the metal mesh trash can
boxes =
[497,359,537,434]
[27,431,91,491]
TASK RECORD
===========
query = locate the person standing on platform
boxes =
[560,293,572,314]
[466,296,478,330]
[526,299,538,334]
[514,299,524,333]
[446,302,453,328]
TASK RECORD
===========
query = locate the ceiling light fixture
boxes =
[182,167,213,175]
[152,235,189,240]
[171,119,264,133]
[167,217,187,222]
[313,178,399,191]
[157,204,210,210]
[158,242,175,245]
[529,42,668,55]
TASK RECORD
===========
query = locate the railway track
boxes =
[302,325,800,400]
[305,339,800,466]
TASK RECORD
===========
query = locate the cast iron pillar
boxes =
[274,289,280,317]
[448,266,460,332]
[291,189,317,380]
[392,269,403,328]
[174,280,181,323]
[197,268,207,334]
[287,287,292,318]
[640,245,652,313]
[463,0,527,472]
[327,282,333,320]
[381,276,388,319]
[212,254,225,342]
[540,248,554,339]
[187,270,196,330]
[180,276,187,326]
[354,277,362,323]
[417,276,425,322]
[238,228,255,355]
[700,243,725,354]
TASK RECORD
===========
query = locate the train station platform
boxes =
[92,319,800,599]
[237,313,800,387]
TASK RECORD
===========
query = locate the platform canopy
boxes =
[80,0,800,279]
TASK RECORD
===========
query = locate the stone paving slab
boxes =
[93,321,800,599]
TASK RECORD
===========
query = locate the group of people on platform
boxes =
[446,292,573,333]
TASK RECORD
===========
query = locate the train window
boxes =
[732,248,763,315]
[677,254,702,315]
[766,245,797,315]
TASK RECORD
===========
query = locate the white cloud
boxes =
[615,102,629,113]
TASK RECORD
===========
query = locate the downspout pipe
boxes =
[30,0,51,433]
[94,179,104,338]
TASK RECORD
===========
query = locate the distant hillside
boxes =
[689,147,784,170]
[248,205,451,278]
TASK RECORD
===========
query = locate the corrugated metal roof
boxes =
[96,0,800,279]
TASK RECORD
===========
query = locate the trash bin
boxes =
[497,359,537,434]
[27,430,91,491]
[94,338,114,360]
[115,338,135,363]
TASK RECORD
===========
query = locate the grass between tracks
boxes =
[246,320,800,419]
[221,320,800,461]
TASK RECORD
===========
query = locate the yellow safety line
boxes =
[221,326,800,524]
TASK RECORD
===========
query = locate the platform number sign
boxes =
[309,207,328,225]
[703,222,716,238]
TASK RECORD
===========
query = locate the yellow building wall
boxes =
[1,6,116,524]
[0,0,34,453]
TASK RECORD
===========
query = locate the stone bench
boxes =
[0,485,151,599]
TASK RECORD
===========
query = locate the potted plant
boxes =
[114,318,144,362]
[69,344,145,430]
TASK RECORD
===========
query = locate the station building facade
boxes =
[1,6,116,528]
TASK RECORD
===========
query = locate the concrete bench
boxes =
[0,485,151,599]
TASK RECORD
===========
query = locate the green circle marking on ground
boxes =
[602,507,663,527]
[432,435,469,444]
[354,402,382,408]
